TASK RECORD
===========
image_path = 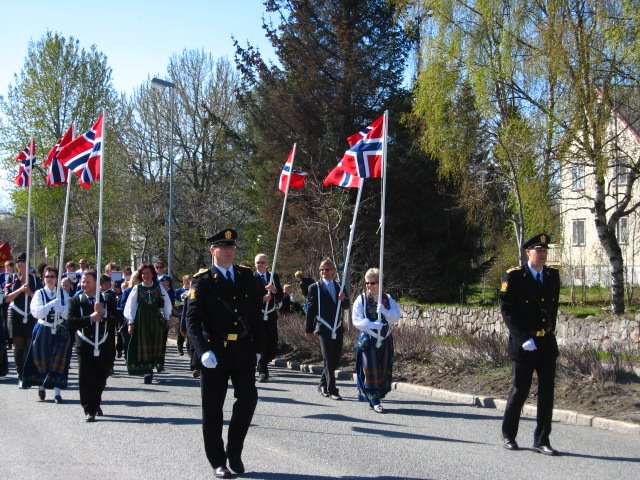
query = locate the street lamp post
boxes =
[151,77,176,278]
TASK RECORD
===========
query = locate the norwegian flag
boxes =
[279,146,307,192]
[14,140,36,187]
[340,114,385,178]
[323,161,361,188]
[57,115,103,190]
[44,125,73,187]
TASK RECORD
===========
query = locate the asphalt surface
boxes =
[0,345,638,480]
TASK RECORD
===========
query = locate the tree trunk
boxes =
[593,177,625,314]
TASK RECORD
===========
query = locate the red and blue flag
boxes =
[14,140,36,187]
[340,114,384,178]
[279,146,307,192]
[44,125,73,187]
[323,161,361,188]
[57,115,103,190]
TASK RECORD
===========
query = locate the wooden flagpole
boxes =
[23,138,35,324]
[331,176,365,339]
[376,110,389,347]
[265,143,297,320]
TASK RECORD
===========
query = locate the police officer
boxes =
[500,233,560,455]
[186,229,262,479]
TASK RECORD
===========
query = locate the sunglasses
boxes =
[319,268,333,272]
[44,275,57,279]
[365,281,377,285]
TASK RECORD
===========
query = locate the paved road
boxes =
[0,345,638,480]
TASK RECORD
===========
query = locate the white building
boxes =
[559,86,640,286]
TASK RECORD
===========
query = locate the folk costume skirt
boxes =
[22,322,72,389]
[355,329,394,406]
[126,288,165,375]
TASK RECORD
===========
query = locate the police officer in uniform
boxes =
[254,253,283,383]
[500,233,560,455]
[186,229,262,479]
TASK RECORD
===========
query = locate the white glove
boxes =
[376,304,389,315]
[370,320,383,330]
[201,350,218,369]
[53,301,65,313]
[522,338,537,351]
[256,353,262,363]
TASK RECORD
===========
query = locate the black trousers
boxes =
[77,349,110,415]
[317,328,343,395]
[502,355,557,446]
[201,364,257,469]
[258,317,278,374]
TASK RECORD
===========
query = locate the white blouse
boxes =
[30,286,69,320]
[351,292,401,333]
[123,283,172,324]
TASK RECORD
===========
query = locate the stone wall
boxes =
[397,304,640,353]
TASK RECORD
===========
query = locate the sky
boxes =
[0,0,276,210]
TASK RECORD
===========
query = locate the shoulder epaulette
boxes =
[193,268,209,279]
[506,266,519,273]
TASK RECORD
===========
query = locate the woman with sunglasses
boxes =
[352,268,401,413]
[22,266,71,403]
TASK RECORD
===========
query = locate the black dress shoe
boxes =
[38,389,46,401]
[228,454,245,474]
[156,364,164,373]
[96,406,103,416]
[317,385,329,397]
[54,395,63,404]
[213,466,233,479]
[503,438,519,450]
[85,413,96,423]
[258,373,268,383]
[533,444,558,456]
[330,393,342,401]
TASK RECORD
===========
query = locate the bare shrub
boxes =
[559,345,638,386]
[392,325,437,362]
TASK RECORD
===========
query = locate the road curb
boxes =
[272,358,639,435]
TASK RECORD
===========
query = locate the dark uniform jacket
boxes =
[500,264,560,361]
[186,265,262,369]
[68,291,117,359]
[254,271,283,321]
[305,280,350,334]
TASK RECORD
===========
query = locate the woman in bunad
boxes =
[123,264,172,384]
[352,268,401,413]
[22,266,70,403]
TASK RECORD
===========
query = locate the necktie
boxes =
[536,272,542,287]
[328,282,336,302]
[226,270,232,283]
[262,273,267,284]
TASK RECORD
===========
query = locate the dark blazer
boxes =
[305,280,350,334]
[254,271,283,321]
[500,264,560,361]
[68,291,116,359]
[186,265,262,369]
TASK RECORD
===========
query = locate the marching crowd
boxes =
[0,230,561,478]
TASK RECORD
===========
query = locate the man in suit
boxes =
[500,233,560,455]
[186,228,262,479]
[254,253,283,383]
[305,258,349,400]
[67,271,117,422]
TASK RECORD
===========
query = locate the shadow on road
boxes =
[245,472,429,480]
[351,425,485,444]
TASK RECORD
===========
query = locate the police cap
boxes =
[522,233,550,250]
[207,228,237,247]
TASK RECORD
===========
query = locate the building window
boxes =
[572,219,585,246]
[571,164,584,191]
[614,163,629,186]
[617,216,629,244]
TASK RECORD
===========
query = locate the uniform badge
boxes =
[500,281,508,292]
[225,230,232,239]
[540,234,547,244]
[190,289,197,300]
